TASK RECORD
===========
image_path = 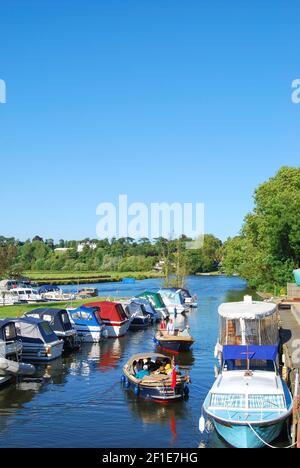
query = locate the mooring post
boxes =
[292,369,299,448]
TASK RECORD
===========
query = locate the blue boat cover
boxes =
[223,345,278,361]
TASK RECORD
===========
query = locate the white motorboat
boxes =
[202,345,293,448]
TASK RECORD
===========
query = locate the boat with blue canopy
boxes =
[3,317,64,362]
[24,308,79,351]
[67,306,108,342]
[202,344,293,448]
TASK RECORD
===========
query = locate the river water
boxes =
[0,275,274,448]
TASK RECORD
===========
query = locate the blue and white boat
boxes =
[67,306,108,343]
[202,345,293,448]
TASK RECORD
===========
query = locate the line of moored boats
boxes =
[0,286,197,399]
[0,280,292,448]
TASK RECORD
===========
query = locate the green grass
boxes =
[0,296,118,319]
[23,270,163,284]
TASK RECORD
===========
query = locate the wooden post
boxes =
[292,370,299,447]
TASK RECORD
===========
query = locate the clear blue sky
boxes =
[0,0,299,242]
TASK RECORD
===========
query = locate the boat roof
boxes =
[218,300,277,319]
[5,317,48,325]
[27,307,67,316]
[126,352,169,366]
[212,370,284,395]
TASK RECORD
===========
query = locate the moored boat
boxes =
[154,327,194,353]
[10,288,43,304]
[124,301,152,330]
[25,308,79,350]
[202,345,292,448]
[215,296,279,361]
[4,317,64,362]
[131,297,160,322]
[0,320,35,382]
[67,306,107,342]
[158,289,189,315]
[84,301,130,338]
[122,352,190,402]
[137,291,169,320]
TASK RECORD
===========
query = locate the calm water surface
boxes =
[0,276,260,448]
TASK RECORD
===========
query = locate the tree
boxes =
[222,167,300,291]
[0,244,19,278]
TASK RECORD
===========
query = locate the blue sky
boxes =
[0,0,299,242]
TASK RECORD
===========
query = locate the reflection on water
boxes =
[0,276,265,448]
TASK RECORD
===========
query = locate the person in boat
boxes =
[132,360,138,374]
[166,319,175,336]
[146,357,156,372]
[135,365,150,379]
[180,325,191,337]
[160,319,167,330]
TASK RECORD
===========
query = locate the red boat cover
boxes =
[84,301,128,323]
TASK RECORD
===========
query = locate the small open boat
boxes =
[122,352,190,402]
[154,328,194,353]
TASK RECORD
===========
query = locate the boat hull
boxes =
[20,340,64,362]
[104,320,130,338]
[154,337,193,353]
[213,418,286,449]
[123,376,187,402]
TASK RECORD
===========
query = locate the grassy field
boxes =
[0,296,117,319]
[24,270,163,285]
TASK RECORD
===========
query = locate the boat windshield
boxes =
[224,359,276,372]
[210,394,246,408]
[210,393,286,409]
[248,394,285,409]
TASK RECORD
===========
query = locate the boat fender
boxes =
[199,415,206,434]
[121,375,126,384]
[134,385,140,396]
[124,378,130,389]
[183,385,190,397]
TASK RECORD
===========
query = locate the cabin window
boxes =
[25,290,31,294]
[71,311,81,320]
[40,322,54,336]
[248,394,285,409]
[61,312,70,324]
[43,315,54,324]
[210,393,246,408]
[4,324,17,341]
[81,312,93,321]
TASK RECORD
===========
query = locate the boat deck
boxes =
[279,304,300,369]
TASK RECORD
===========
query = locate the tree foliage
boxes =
[222,167,300,291]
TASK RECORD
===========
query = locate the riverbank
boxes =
[24,270,164,285]
[0,296,115,319]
